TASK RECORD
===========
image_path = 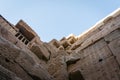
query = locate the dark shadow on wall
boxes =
[69,70,85,80]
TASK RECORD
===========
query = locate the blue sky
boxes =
[0,0,120,42]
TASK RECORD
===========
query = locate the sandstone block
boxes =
[30,44,50,61]
[108,37,120,65]
[0,37,33,80]
[0,26,17,44]
[105,29,120,42]
[15,50,53,80]
[47,51,68,80]
[43,43,56,58]
[0,36,53,80]
[0,65,22,80]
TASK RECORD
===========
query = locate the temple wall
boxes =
[67,9,120,80]
[0,9,120,80]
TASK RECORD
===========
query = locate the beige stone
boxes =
[0,9,120,80]
[0,36,53,80]
[30,43,50,61]
[0,65,22,80]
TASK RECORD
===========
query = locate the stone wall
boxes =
[66,9,120,80]
[0,25,53,80]
[0,9,120,80]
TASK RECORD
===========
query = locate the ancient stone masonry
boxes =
[0,8,120,80]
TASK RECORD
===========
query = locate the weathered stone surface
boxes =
[104,29,120,42]
[69,70,85,80]
[47,51,69,80]
[65,54,80,66]
[0,25,28,50]
[15,50,53,80]
[0,15,14,31]
[49,39,60,48]
[30,43,50,61]
[84,56,120,80]
[66,34,77,44]
[70,28,100,50]
[0,25,17,44]
[43,42,57,58]
[0,37,33,80]
[108,37,120,65]
[1,9,120,80]
[0,36,53,80]
[0,65,22,80]
[70,11,120,52]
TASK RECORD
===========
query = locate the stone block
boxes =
[43,42,58,58]
[0,26,17,44]
[0,65,22,80]
[0,37,33,80]
[108,37,120,65]
[30,44,50,61]
[105,29,120,42]
[0,36,53,80]
[49,39,60,48]
[68,39,113,78]
[15,51,53,80]
[53,68,68,80]
[69,56,120,80]
[75,17,120,51]
[58,45,64,50]
[94,56,120,80]
[95,56,120,80]
[75,39,112,64]
[61,40,71,49]
[47,51,68,80]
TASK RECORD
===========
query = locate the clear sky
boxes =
[0,0,120,42]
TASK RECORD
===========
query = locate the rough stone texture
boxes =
[0,65,22,80]
[0,9,120,80]
[66,9,120,80]
[30,43,50,61]
[0,36,53,80]
[106,30,120,65]
[47,51,69,80]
